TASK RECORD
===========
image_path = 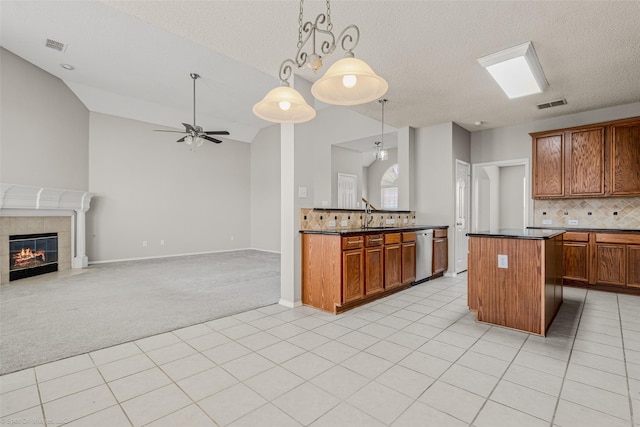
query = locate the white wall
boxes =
[250,124,281,252]
[86,112,251,262]
[0,48,89,190]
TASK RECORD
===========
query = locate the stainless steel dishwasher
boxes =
[415,229,434,284]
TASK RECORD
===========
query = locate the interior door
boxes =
[455,160,470,273]
[337,173,357,209]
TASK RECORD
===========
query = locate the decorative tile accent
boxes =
[300,208,416,230]
[534,197,640,229]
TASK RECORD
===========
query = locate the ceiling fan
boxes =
[154,73,229,147]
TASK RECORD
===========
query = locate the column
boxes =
[72,209,89,268]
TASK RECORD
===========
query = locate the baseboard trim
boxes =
[248,248,281,254]
[278,299,302,308]
[89,248,274,265]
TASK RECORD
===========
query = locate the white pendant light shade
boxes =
[253,85,316,124]
[311,57,388,106]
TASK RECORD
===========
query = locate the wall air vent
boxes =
[537,99,567,110]
[45,39,66,52]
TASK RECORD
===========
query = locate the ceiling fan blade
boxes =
[176,136,187,142]
[201,135,222,144]
[182,122,196,132]
[204,131,230,135]
[153,129,187,134]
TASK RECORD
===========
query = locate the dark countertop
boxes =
[528,226,640,233]
[300,225,448,235]
[467,228,565,240]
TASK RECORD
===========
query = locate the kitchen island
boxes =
[467,229,564,336]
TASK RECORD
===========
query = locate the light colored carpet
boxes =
[0,250,280,374]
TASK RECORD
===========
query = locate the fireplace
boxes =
[9,233,58,281]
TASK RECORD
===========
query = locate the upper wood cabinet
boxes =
[609,120,640,196]
[531,117,640,199]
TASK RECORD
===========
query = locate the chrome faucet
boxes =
[362,198,375,228]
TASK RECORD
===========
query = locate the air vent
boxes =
[537,99,567,110]
[45,39,66,52]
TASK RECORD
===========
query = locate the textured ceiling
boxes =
[2,1,640,143]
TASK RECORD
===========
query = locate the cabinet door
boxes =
[433,238,448,274]
[384,244,402,289]
[563,241,589,282]
[595,243,625,286]
[402,242,416,284]
[533,133,564,198]
[627,245,640,288]
[609,120,640,196]
[342,249,364,303]
[365,246,384,295]
[565,127,606,197]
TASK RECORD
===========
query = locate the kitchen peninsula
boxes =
[300,225,448,314]
[467,229,564,336]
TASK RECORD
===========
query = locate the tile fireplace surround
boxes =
[0,184,94,285]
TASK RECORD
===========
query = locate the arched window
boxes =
[381,163,399,209]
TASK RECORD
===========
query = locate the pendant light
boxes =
[253,0,387,123]
[374,99,388,161]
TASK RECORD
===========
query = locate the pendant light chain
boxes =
[297,0,304,47]
[381,99,385,146]
[326,0,332,31]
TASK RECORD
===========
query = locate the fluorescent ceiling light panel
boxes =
[478,41,548,99]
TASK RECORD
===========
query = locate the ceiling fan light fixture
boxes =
[252,83,316,124]
[312,56,388,106]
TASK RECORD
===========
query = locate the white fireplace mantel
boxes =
[1,183,95,269]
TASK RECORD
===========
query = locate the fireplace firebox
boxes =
[9,233,58,281]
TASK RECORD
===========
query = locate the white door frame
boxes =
[454,160,471,274]
[471,158,531,232]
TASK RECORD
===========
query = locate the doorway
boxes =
[472,158,530,232]
[454,160,470,274]
[337,173,357,209]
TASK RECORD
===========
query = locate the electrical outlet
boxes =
[386,218,395,225]
[230,236,234,241]
[542,219,552,225]
[568,219,579,226]
[340,220,348,227]
[321,201,329,207]
[328,220,336,227]
[403,218,408,224]
[160,240,165,245]
[298,187,307,198]
[498,254,508,269]
[142,240,147,247]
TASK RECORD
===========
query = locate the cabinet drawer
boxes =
[402,232,416,243]
[342,235,364,250]
[384,233,401,244]
[434,229,447,238]
[564,232,589,242]
[596,233,640,245]
[366,234,384,247]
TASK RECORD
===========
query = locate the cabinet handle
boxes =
[369,238,383,242]
[348,239,364,244]
[435,239,444,243]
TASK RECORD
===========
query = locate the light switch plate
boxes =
[568,219,579,226]
[298,187,307,198]
[542,219,552,225]
[498,254,508,269]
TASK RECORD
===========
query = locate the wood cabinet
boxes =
[384,233,402,289]
[302,229,425,314]
[365,234,384,295]
[562,231,640,294]
[609,120,640,196]
[402,232,416,284]
[565,127,605,197]
[531,117,640,199]
[433,228,448,275]
[562,232,590,283]
[342,236,364,303]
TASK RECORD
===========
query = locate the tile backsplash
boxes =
[300,208,416,230]
[534,197,640,229]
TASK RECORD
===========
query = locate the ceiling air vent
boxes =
[537,99,567,110]
[45,38,66,52]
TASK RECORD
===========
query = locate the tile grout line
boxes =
[87,350,135,427]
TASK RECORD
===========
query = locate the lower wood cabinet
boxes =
[402,232,416,284]
[562,231,640,293]
[342,246,364,303]
[433,228,448,275]
[365,234,384,295]
[384,233,403,289]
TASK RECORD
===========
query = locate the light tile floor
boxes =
[1,273,639,426]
